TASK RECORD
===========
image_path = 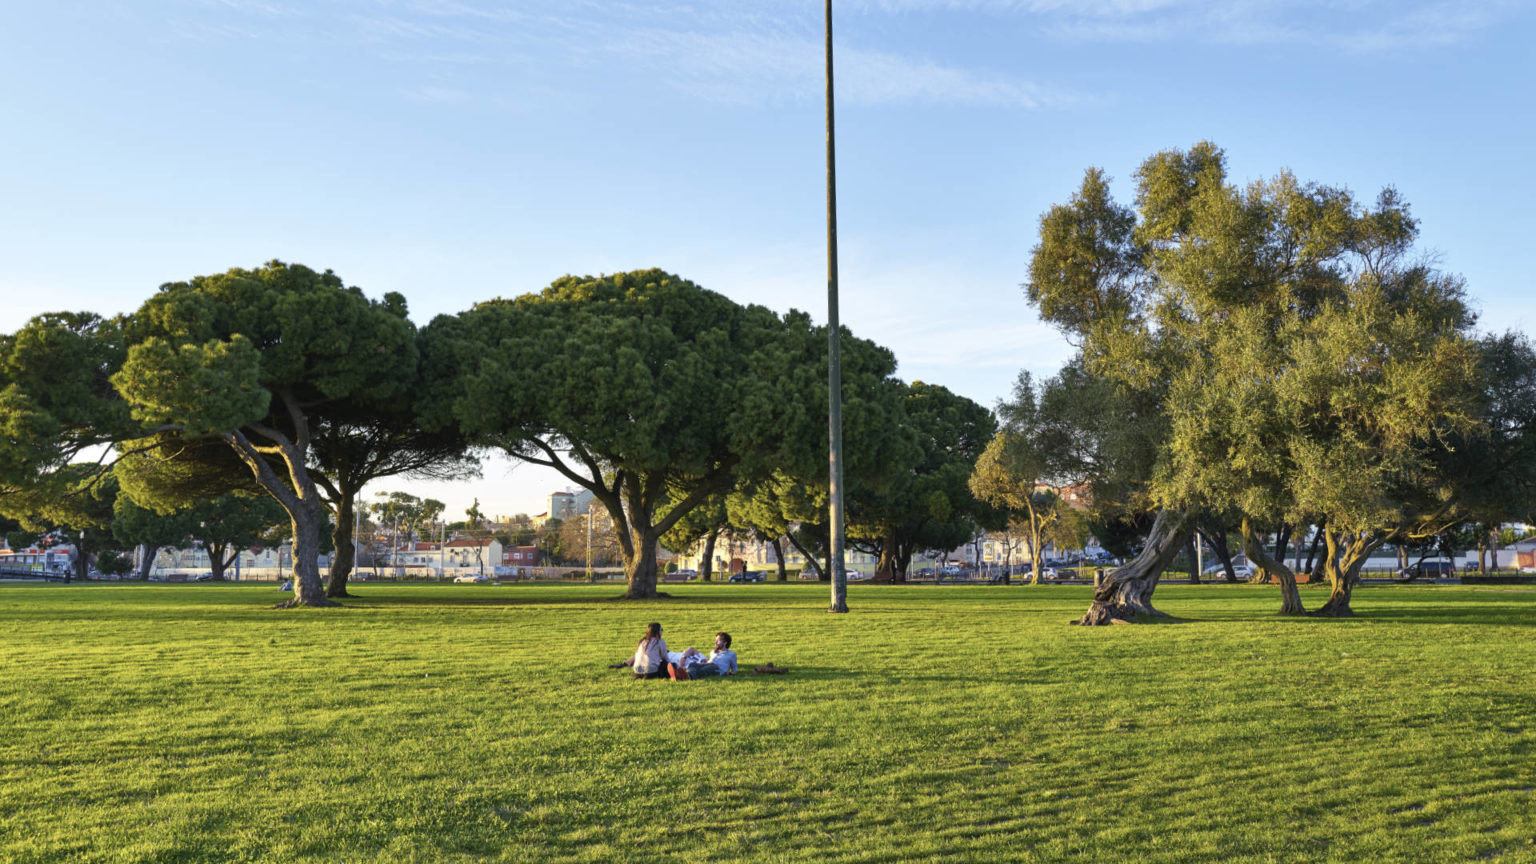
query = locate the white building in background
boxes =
[150,544,309,579]
[546,489,594,523]
[444,537,503,572]
[979,534,1034,565]
[672,533,881,576]
[0,544,76,574]
[386,542,442,569]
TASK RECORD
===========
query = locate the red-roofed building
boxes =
[445,537,502,571]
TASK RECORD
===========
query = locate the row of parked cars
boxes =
[1044,551,1120,568]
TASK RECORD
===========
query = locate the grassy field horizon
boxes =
[3,582,1533,863]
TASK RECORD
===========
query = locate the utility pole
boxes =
[586,507,594,582]
[352,498,360,585]
[826,0,848,614]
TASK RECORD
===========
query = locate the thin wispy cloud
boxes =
[843,49,1065,107]
[599,27,1070,107]
[166,0,1514,111]
[854,0,1518,50]
[168,0,1079,108]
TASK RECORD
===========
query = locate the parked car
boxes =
[728,571,766,583]
[1202,560,1253,579]
[453,574,489,584]
[1399,561,1456,580]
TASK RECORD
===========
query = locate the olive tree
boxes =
[1027,143,1481,622]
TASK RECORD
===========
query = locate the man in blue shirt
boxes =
[674,632,737,679]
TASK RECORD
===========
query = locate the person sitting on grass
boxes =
[669,632,738,680]
[618,622,668,679]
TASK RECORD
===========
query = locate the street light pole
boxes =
[586,507,594,582]
[826,0,848,614]
[352,496,360,584]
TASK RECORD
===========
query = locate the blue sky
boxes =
[3,0,1532,520]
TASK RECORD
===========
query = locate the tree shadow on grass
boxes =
[1337,605,1536,626]
[1213,605,1536,627]
[615,665,822,684]
[337,591,820,610]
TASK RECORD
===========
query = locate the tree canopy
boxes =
[1026,143,1485,621]
[113,261,426,606]
[424,269,902,599]
[848,381,994,581]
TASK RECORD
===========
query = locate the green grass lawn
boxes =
[2,581,1534,863]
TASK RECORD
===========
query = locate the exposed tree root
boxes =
[1075,509,1192,626]
[1308,599,1355,618]
[273,596,343,609]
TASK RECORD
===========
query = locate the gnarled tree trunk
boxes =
[1272,523,1293,569]
[135,544,159,581]
[771,537,787,581]
[1241,516,1304,616]
[1200,524,1238,582]
[1076,509,1192,625]
[221,392,338,608]
[1311,529,1378,618]
[877,533,902,582]
[325,489,358,598]
[276,500,333,608]
[699,527,719,582]
[1026,518,1047,586]
[208,540,230,581]
[787,531,823,581]
[623,534,661,599]
[1302,517,1326,582]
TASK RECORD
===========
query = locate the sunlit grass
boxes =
[2,581,1534,863]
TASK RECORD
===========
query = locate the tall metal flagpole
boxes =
[826,0,848,613]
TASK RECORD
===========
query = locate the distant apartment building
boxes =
[546,489,594,523]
